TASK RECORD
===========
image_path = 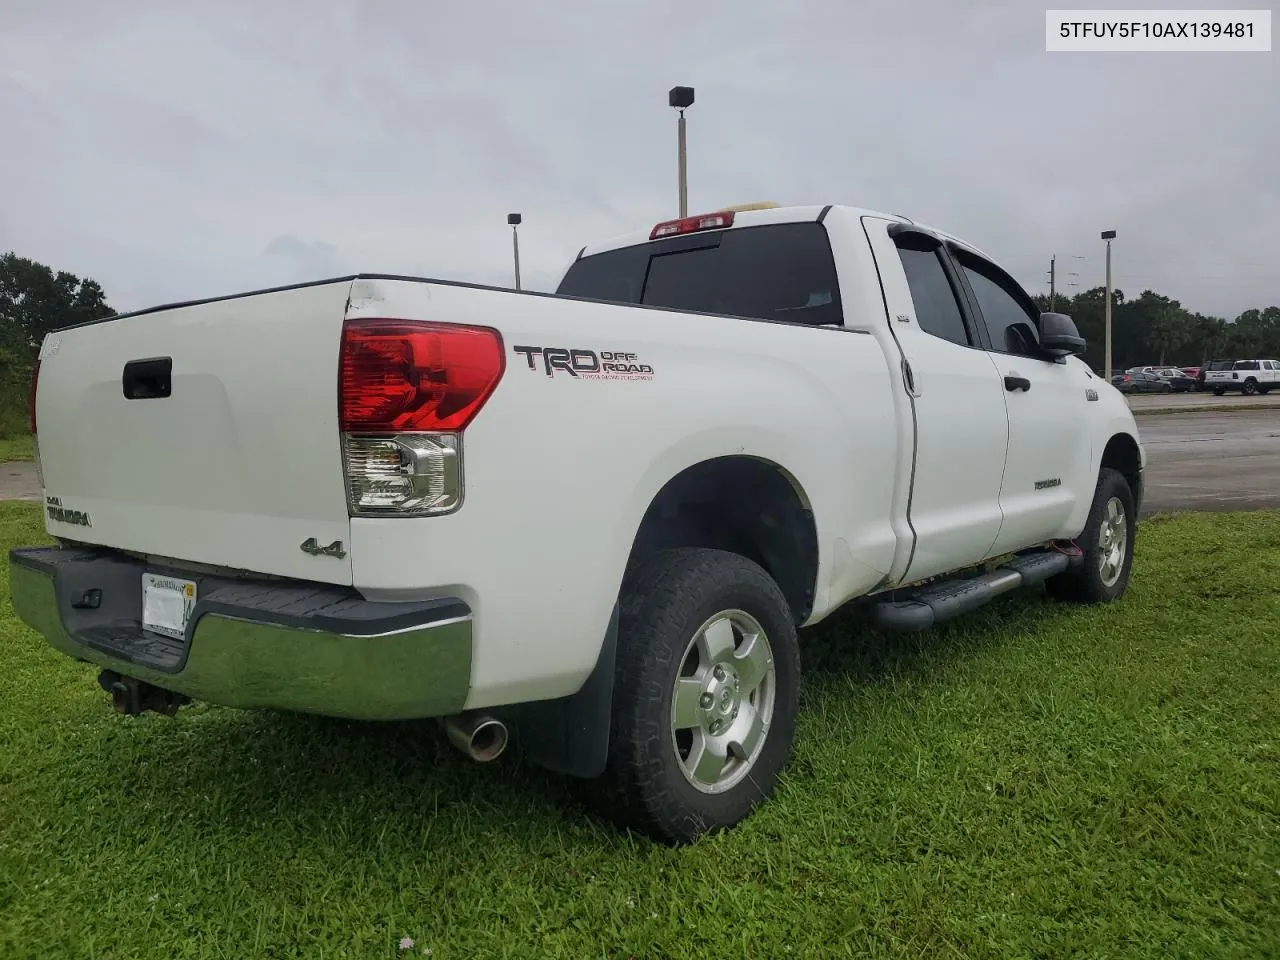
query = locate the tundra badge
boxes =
[45,495,91,527]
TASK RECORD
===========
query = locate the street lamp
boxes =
[508,213,522,291]
[1101,229,1116,376]
[668,85,694,217]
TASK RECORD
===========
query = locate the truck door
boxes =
[862,220,1010,583]
[946,246,1095,555]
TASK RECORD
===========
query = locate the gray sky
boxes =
[2,0,1276,318]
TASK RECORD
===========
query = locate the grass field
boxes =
[1,502,1278,959]
[0,434,33,463]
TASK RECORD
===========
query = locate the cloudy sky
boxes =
[1,0,1276,318]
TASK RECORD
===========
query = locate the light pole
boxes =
[1101,229,1116,375]
[508,213,522,291]
[668,86,694,217]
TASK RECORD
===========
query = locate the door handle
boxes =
[901,357,921,397]
[122,357,173,400]
[1004,374,1031,392]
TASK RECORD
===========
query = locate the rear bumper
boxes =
[9,546,472,720]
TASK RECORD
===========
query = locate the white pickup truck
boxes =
[13,204,1145,843]
[1204,359,1280,395]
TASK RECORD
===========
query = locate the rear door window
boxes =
[556,223,844,327]
[894,240,974,348]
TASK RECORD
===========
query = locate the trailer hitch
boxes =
[97,670,190,717]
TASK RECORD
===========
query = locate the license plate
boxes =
[142,573,198,640]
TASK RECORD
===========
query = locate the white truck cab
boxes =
[13,204,1144,842]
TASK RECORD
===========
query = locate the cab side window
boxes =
[894,235,974,348]
[955,253,1042,359]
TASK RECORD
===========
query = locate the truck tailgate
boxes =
[34,279,356,585]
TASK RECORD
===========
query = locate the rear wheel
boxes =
[1243,378,1259,396]
[1213,387,1226,396]
[594,548,800,844]
[1048,467,1136,604]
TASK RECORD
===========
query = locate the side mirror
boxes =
[1038,312,1086,358]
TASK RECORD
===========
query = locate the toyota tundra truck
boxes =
[12,203,1145,843]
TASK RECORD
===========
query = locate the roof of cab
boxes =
[576,203,990,261]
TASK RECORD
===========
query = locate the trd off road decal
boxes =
[512,345,654,380]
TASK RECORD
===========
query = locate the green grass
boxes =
[1,503,1278,959]
[0,433,33,462]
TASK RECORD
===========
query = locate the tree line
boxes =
[1032,287,1280,373]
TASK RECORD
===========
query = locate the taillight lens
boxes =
[28,359,40,435]
[29,359,42,488]
[340,319,504,432]
[338,319,503,517]
[343,434,461,515]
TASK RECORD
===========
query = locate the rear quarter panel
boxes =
[344,278,902,709]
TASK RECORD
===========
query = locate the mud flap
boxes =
[505,604,618,779]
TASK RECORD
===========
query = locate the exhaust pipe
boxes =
[442,712,509,762]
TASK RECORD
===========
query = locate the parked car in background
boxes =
[1180,366,1202,389]
[1204,359,1280,396]
[1112,371,1173,394]
[1153,367,1195,392]
[1198,359,1236,391]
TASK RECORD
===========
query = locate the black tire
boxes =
[593,548,800,844]
[1213,387,1226,396]
[1047,467,1136,604]
[1242,378,1259,396]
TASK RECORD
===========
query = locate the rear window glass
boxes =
[556,223,843,327]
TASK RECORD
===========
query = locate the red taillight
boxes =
[28,359,40,435]
[649,210,735,240]
[339,320,505,434]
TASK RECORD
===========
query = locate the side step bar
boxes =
[871,549,1078,632]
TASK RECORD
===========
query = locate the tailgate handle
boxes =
[122,357,172,400]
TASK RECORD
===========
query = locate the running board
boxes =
[870,550,1074,632]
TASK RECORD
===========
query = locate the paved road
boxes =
[2,409,1277,514]
[0,461,38,502]
[1127,391,1280,412]
[1137,410,1280,515]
